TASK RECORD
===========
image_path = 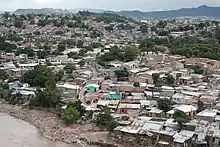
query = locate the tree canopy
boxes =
[114,67,129,81]
[60,101,85,125]
[56,70,64,81]
[29,78,61,108]
[0,69,9,80]
[15,47,35,57]
[157,98,172,112]
[124,45,140,62]
[170,43,220,60]
[21,65,56,87]
[14,19,23,28]
[95,107,117,133]
[0,37,17,53]
[133,82,140,87]
[197,100,205,113]
[152,73,161,87]
[61,105,80,125]
[97,45,139,66]
[190,65,204,74]
[140,24,148,33]
[173,110,190,128]
[64,63,76,74]
[166,74,175,86]
[78,60,86,67]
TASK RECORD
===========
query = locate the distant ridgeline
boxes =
[13,8,70,15]
[12,5,220,19]
[118,5,220,19]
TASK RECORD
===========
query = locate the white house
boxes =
[56,83,80,99]
[167,104,197,118]
[18,63,38,70]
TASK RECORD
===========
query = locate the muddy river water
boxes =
[0,113,74,147]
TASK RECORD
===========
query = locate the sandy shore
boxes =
[0,103,120,147]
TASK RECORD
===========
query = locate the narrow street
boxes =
[79,63,98,103]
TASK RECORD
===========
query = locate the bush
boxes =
[61,106,80,125]
[60,101,86,125]
[95,108,117,132]
[133,82,140,87]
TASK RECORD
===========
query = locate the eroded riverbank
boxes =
[0,103,120,147]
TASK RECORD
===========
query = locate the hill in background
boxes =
[12,5,220,20]
[118,5,220,19]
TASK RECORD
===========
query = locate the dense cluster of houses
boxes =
[75,53,220,147]
[2,48,220,146]
[2,43,220,146]
[1,13,220,147]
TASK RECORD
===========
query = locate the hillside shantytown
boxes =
[1,10,220,147]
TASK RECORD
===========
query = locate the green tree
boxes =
[64,63,76,74]
[197,100,205,113]
[0,69,9,80]
[114,67,129,81]
[107,120,118,133]
[124,45,140,62]
[7,92,24,105]
[90,30,103,38]
[29,79,60,108]
[0,82,9,90]
[37,51,48,59]
[37,19,49,27]
[166,74,175,86]
[191,65,204,74]
[61,106,80,125]
[133,82,140,87]
[139,39,156,52]
[0,89,11,100]
[3,12,10,20]
[15,47,35,57]
[21,65,55,87]
[76,40,84,48]
[14,19,23,28]
[67,22,74,28]
[55,30,64,35]
[105,25,114,32]
[151,26,157,32]
[27,13,34,20]
[156,20,167,28]
[58,43,66,53]
[56,70,64,81]
[67,52,80,59]
[157,98,172,112]
[140,24,148,33]
[7,32,23,42]
[33,31,40,35]
[78,60,86,67]
[67,101,86,116]
[0,37,17,53]
[173,110,190,129]
[95,107,117,133]
[79,49,87,57]
[158,30,169,36]
[152,73,161,87]
[97,46,124,63]
[19,14,27,20]
[29,19,36,25]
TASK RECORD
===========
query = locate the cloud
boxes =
[0,0,220,11]
[34,0,62,4]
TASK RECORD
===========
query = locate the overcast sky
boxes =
[1,0,220,11]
